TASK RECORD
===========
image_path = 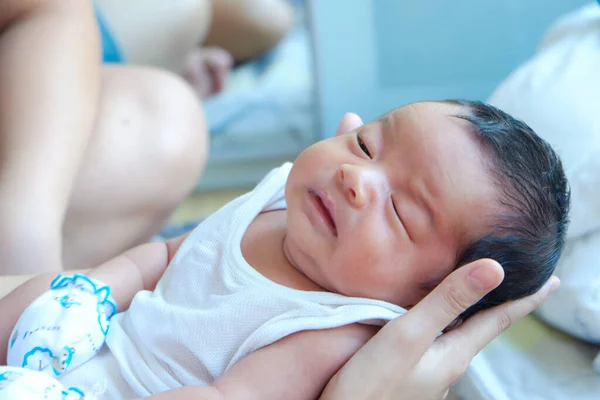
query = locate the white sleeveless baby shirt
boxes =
[105,163,406,396]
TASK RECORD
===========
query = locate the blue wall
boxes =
[310,0,591,137]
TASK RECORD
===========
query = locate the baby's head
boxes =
[284,100,569,319]
[442,100,570,320]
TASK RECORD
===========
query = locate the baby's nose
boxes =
[338,164,383,208]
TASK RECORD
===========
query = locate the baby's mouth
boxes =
[310,189,337,236]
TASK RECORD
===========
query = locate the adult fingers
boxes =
[392,258,504,354]
[439,275,560,362]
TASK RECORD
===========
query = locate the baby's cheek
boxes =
[338,250,388,284]
[338,241,381,270]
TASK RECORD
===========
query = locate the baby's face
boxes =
[284,102,499,308]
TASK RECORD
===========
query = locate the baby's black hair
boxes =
[445,100,570,321]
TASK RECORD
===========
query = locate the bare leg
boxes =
[95,0,213,72]
[96,0,294,96]
[0,0,101,276]
[97,0,294,67]
[205,0,295,62]
[63,65,208,270]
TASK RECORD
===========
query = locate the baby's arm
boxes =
[141,323,379,400]
[0,233,189,364]
[86,232,189,311]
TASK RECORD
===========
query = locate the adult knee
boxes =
[61,67,208,269]
[139,68,209,200]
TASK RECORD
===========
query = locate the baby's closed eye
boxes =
[357,133,372,158]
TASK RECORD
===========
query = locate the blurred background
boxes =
[310,0,589,135]
[179,0,588,214]
[194,0,587,192]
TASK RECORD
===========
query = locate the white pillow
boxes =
[489,3,600,241]
[487,2,600,356]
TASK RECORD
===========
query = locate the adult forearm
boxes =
[0,0,101,273]
[205,0,294,62]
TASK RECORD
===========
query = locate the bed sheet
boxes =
[454,314,600,399]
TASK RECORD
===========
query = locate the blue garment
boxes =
[95,5,124,63]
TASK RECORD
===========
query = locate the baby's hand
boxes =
[6,274,116,378]
[0,366,89,400]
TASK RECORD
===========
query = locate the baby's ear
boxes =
[335,112,363,137]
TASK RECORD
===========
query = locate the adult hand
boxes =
[320,258,560,400]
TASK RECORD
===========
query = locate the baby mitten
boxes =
[6,274,116,378]
[0,366,90,399]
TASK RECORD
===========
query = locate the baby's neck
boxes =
[241,210,325,292]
